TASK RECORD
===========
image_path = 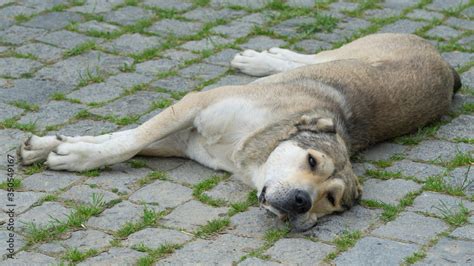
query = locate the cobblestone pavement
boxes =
[0,0,473,265]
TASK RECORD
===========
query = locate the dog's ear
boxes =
[296,113,336,133]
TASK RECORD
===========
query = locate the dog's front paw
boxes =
[46,142,100,172]
[18,135,62,165]
[231,49,279,77]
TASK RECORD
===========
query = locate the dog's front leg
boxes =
[46,92,212,172]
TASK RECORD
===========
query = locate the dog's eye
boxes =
[308,154,317,169]
[327,192,336,206]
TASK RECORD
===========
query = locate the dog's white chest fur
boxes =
[186,98,270,173]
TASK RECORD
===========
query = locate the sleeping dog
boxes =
[18,33,460,231]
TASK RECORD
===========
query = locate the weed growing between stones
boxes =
[194,217,230,238]
[434,201,469,226]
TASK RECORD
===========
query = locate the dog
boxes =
[18,33,460,231]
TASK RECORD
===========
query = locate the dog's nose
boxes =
[291,190,312,214]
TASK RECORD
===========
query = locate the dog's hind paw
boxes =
[18,135,62,165]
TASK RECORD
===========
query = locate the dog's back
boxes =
[258,33,459,151]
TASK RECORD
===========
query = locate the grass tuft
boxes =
[129,159,148,168]
[193,175,227,207]
[63,248,98,263]
[138,171,169,186]
[434,201,469,226]
[65,41,96,57]
[298,13,339,34]
[195,218,230,238]
[10,100,39,112]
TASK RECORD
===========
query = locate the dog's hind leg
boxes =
[42,92,215,172]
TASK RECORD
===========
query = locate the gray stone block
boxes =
[444,166,473,195]
[304,205,381,241]
[148,19,202,37]
[442,51,474,68]
[183,7,246,22]
[241,36,287,51]
[60,185,120,204]
[334,237,419,266]
[18,101,86,130]
[407,140,473,162]
[210,0,271,9]
[0,58,42,78]
[461,6,474,18]
[180,36,232,51]
[0,25,46,45]
[419,238,473,265]
[16,43,64,63]
[437,115,474,140]
[124,228,192,249]
[85,163,151,194]
[1,251,57,265]
[361,142,407,161]
[179,63,228,81]
[445,17,474,31]
[151,76,200,92]
[426,25,462,40]
[0,79,74,104]
[37,242,65,256]
[54,120,118,136]
[36,30,97,49]
[450,224,474,240]
[19,0,68,12]
[140,157,187,172]
[76,20,120,34]
[213,21,255,39]
[143,0,193,11]
[22,170,80,192]
[17,202,72,229]
[89,91,169,117]
[265,238,334,264]
[204,178,253,203]
[61,229,113,252]
[426,0,469,11]
[407,191,474,216]
[351,163,377,177]
[78,247,145,265]
[161,49,200,63]
[106,72,153,89]
[167,160,222,186]
[379,19,428,34]
[462,68,474,88]
[229,207,286,238]
[162,200,228,231]
[104,6,153,26]
[239,257,282,266]
[102,33,161,54]
[372,212,449,244]
[158,234,263,265]
[0,190,45,214]
[0,103,22,121]
[406,9,444,21]
[293,39,332,54]
[129,180,192,208]
[68,82,126,104]
[385,160,446,181]
[458,35,474,50]
[87,201,145,232]
[362,178,421,205]
[69,0,123,13]
[135,59,179,75]
[271,17,313,37]
[36,51,133,86]
[22,12,83,30]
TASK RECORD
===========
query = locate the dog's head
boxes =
[258,114,362,231]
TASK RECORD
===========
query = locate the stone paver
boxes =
[420,238,474,265]
[124,228,192,249]
[372,212,449,245]
[334,237,419,266]
[162,200,228,231]
[1,1,473,264]
[385,160,446,181]
[129,180,192,208]
[362,178,421,205]
[158,234,264,265]
[265,238,334,264]
[87,201,145,232]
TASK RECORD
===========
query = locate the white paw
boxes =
[231,49,283,77]
[46,142,101,172]
[267,47,313,64]
[18,135,63,165]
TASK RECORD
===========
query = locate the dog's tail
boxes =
[451,66,462,95]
